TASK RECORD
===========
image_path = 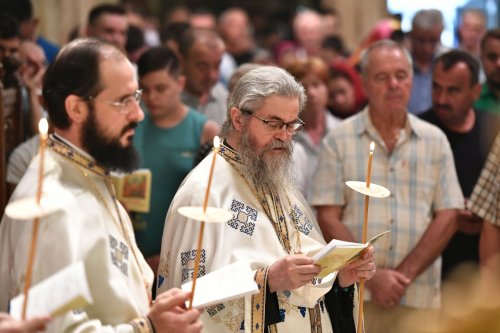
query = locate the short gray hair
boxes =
[359,39,413,78]
[412,9,444,30]
[221,66,306,137]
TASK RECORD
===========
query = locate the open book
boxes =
[111,169,152,213]
[312,230,390,278]
[181,261,259,308]
[10,261,93,319]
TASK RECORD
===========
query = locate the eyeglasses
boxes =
[240,108,305,135]
[84,89,143,114]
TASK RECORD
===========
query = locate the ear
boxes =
[472,82,482,100]
[230,107,244,131]
[177,75,186,90]
[65,94,88,125]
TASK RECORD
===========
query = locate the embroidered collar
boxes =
[218,140,241,164]
[48,134,109,177]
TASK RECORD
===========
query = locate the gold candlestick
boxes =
[189,136,221,309]
[21,118,48,319]
[357,141,375,332]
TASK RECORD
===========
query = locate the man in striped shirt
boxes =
[311,39,463,333]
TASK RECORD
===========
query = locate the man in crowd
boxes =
[133,46,219,274]
[178,28,228,125]
[474,28,500,114]
[419,50,499,279]
[157,66,376,333]
[408,9,446,114]
[0,38,202,333]
[311,40,463,333]
[86,4,129,50]
[458,8,487,60]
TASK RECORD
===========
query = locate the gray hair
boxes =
[221,66,306,137]
[412,9,444,30]
[359,39,413,78]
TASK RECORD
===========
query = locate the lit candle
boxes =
[36,118,48,203]
[22,118,48,319]
[366,141,375,188]
[358,141,375,330]
[189,136,221,309]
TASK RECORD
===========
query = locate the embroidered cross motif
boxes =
[228,199,257,236]
[311,277,323,285]
[180,249,206,282]
[109,235,129,276]
[290,205,313,235]
[206,303,226,317]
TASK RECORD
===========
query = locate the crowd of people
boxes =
[0,1,499,332]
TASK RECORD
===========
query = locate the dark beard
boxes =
[487,75,500,91]
[82,109,140,173]
[238,130,295,191]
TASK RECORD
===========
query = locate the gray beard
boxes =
[238,131,296,191]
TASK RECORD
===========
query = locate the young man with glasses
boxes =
[0,38,202,333]
[157,66,376,333]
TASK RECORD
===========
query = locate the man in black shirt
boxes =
[420,50,500,279]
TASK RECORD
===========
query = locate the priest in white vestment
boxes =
[0,38,202,333]
[157,66,376,333]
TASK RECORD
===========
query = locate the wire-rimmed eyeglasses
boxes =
[84,89,142,114]
[239,108,305,135]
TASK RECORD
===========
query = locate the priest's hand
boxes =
[268,254,321,292]
[337,245,376,287]
[148,288,203,333]
[0,312,51,333]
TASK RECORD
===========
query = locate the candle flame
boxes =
[213,136,221,149]
[370,141,375,153]
[38,118,48,137]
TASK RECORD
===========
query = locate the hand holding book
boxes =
[312,230,390,278]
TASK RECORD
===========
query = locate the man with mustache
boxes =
[0,38,202,333]
[419,50,500,281]
[157,66,376,333]
[311,40,463,333]
[474,28,500,114]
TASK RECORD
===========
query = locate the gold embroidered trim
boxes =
[48,137,108,176]
[308,303,323,333]
[251,268,267,333]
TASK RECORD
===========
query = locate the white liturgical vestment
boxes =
[0,136,154,332]
[157,143,359,333]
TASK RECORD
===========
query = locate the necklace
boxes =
[48,138,152,305]
[219,143,302,254]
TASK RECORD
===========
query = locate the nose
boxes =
[437,91,447,105]
[388,75,399,89]
[128,102,145,122]
[209,66,220,84]
[274,125,291,141]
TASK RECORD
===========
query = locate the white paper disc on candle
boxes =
[5,194,70,220]
[345,181,391,198]
[178,206,233,223]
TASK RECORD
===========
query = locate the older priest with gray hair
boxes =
[157,66,376,333]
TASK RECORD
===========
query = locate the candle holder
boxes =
[345,142,390,332]
[177,136,232,309]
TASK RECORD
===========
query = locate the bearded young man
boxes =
[0,38,202,333]
[157,66,376,333]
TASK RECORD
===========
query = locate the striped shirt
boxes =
[311,107,464,308]
[468,133,500,225]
